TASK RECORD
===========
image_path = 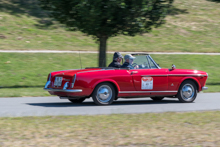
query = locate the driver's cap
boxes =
[124,54,135,60]
[113,52,123,60]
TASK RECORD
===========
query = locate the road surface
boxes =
[0,93,219,117]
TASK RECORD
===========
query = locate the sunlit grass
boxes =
[0,111,220,146]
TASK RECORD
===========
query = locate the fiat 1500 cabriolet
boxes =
[44,54,208,105]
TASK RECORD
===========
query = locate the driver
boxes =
[121,54,139,69]
[108,52,123,68]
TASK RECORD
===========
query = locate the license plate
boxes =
[54,77,63,86]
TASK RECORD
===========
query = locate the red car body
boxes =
[44,54,208,105]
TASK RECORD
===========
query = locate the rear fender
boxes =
[92,79,120,92]
[177,77,201,92]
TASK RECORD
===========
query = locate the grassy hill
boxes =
[0,0,220,52]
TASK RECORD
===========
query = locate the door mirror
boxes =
[172,64,176,70]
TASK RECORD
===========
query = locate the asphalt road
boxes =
[0,93,219,117]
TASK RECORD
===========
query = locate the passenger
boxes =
[121,54,139,69]
[108,52,123,68]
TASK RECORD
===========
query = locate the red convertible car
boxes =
[44,54,208,105]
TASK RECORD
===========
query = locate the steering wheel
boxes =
[132,63,137,67]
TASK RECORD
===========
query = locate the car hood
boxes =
[167,68,207,76]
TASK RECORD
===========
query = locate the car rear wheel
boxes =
[68,98,86,103]
[177,80,197,103]
[92,83,115,105]
[150,97,164,101]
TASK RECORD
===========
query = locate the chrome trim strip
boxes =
[141,74,207,77]
[168,74,207,77]
[119,91,177,94]
[141,75,167,77]
[44,88,82,93]
[202,87,208,90]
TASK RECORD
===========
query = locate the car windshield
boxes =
[132,55,160,69]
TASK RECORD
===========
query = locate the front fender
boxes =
[177,77,201,91]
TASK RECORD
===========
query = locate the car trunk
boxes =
[49,68,101,89]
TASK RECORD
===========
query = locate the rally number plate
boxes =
[54,77,63,87]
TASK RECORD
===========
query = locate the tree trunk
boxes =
[98,36,108,67]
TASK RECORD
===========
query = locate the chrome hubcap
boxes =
[181,84,195,101]
[96,85,112,103]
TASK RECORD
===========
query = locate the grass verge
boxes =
[0,0,220,52]
[0,53,219,97]
[0,111,220,146]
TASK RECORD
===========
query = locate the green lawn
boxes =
[0,0,220,52]
[0,53,219,97]
[0,112,220,146]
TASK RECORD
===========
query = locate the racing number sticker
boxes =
[141,77,153,90]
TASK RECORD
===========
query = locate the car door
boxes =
[131,55,168,93]
[131,68,168,91]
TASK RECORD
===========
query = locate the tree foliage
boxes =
[39,0,174,67]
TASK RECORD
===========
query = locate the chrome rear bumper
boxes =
[44,88,82,93]
[202,87,208,90]
[44,81,82,93]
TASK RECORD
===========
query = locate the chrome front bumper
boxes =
[44,88,82,93]
[202,87,208,90]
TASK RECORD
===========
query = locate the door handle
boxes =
[131,71,138,74]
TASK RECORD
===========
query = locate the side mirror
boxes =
[172,64,176,70]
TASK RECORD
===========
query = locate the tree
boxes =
[39,0,174,67]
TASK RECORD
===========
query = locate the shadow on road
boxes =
[26,99,181,107]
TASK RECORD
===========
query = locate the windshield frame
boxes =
[148,55,161,69]
[131,54,161,69]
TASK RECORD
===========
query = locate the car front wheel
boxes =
[92,83,115,105]
[177,80,197,103]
